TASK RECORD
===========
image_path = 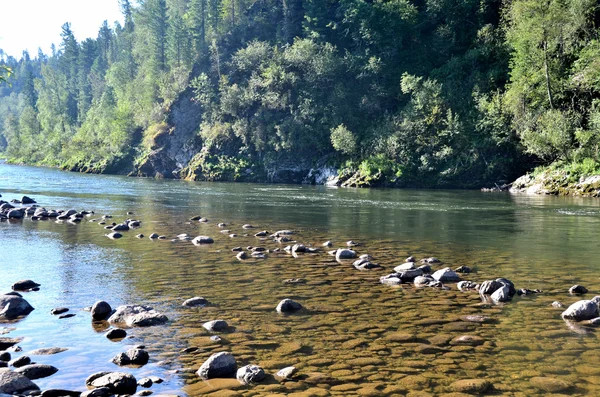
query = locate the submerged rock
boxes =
[107,305,168,327]
[203,320,228,332]
[182,297,209,307]
[197,352,237,380]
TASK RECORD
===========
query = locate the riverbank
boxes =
[510,169,600,197]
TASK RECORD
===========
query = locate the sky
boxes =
[0,0,124,59]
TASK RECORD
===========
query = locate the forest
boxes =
[1,0,600,188]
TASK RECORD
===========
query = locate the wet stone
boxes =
[530,376,572,393]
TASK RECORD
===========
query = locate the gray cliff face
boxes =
[133,88,203,179]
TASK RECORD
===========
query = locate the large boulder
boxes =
[107,305,168,327]
[562,300,600,321]
[196,352,237,379]
[0,293,34,320]
[236,365,266,384]
[87,372,137,395]
[490,285,512,303]
[0,369,39,394]
[20,196,36,205]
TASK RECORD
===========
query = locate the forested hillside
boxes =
[1,0,600,188]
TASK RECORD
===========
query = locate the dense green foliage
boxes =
[1,0,599,187]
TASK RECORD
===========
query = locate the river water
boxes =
[1,163,600,396]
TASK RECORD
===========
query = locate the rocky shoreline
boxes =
[2,192,600,396]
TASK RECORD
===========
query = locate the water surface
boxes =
[1,164,600,396]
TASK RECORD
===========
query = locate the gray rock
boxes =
[148,233,159,239]
[40,389,80,397]
[552,301,565,308]
[137,378,152,388]
[11,280,40,291]
[0,294,34,320]
[394,262,416,272]
[242,224,254,229]
[196,352,237,379]
[569,285,588,294]
[490,285,511,303]
[105,329,127,340]
[323,241,333,247]
[88,372,137,395]
[0,368,40,394]
[7,209,24,219]
[15,364,58,380]
[105,232,122,239]
[111,224,129,232]
[0,338,21,351]
[192,236,214,245]
[291,244,306,254]
[379,275,402,285]
[80,386,113,397]
[276,299,302,313]
[353,258,380,270]
[203,320,228,332]
[236,365,265,384]
[20,196,36,204]
[562,300,600,321]
[236,252,247,260]
[9,356,30,368]
[420,257,441,264]
[50,308,69,315]
[28,348,67,355]
[91,301,112,321]
[414,275,435,287]
[432,267,460,282]
[276,366,297,379]
[254,230,269,237]
[396,269,424,282]
[478,280,503,295]
[107,305,168,327]
[0,353,10,362]
[335,249,356,260]
[454,266,472,273]
[457,281,478,291]
[111,349,149,366]
[182,297,209,307]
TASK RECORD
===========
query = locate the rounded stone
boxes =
[91,301,112,321]
[276,299,302,313]
[196,352,237,380]
[236,364,266,384]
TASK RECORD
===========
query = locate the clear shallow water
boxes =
[1,164,600,396]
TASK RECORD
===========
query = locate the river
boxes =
[1,163,600,396]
